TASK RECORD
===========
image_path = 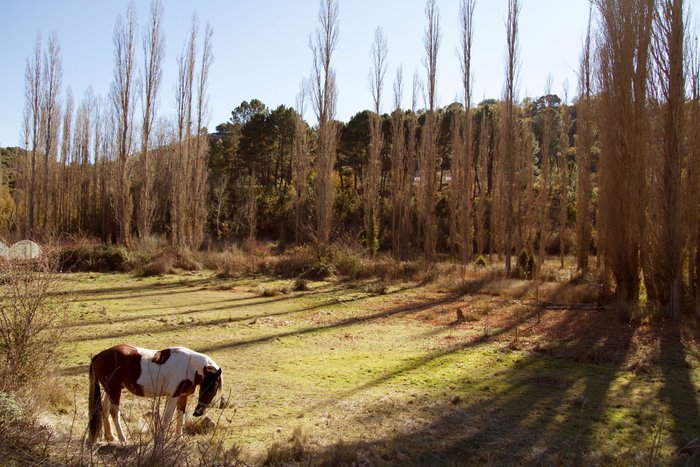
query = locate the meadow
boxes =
[42,261,700,465]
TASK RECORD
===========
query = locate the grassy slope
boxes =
[55,269,700,465]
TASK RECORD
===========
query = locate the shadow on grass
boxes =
[61,283,421,375]
[68,282,344,329]
[659,323,700,457]
[305,306,648,465]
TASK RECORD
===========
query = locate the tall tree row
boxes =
[173,15,213,250]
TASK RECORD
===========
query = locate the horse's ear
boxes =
[215,367,222,378]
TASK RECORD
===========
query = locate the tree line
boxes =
[0,0,698,318]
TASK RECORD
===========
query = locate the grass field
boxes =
[49,265,700,465]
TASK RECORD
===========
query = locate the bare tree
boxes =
[366,27,388,256]
[454,0,476,265]
[41,33,62,234]
[536,77,553,278]
[689,35,700,316]
[419,0,441,262]
[58,87,73,232]
[138,0,165,240]
[23,34,43,238]
[310,0,339,250]
[503,0,520,274]
[576,11,594,274]
[188,21,213,250]
[390,67,405,258]
[172,15,197,247]
[111,2,137,245]
[171,14,212,250]
[475,107,490,257]
[513,109,536,257]
[557,97,570,269]
[293,79,311,244]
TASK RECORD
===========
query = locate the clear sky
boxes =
[0,0,600,147]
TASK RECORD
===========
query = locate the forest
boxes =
[1,0,695,317]
[1,0,700,464]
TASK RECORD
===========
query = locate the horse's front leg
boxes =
[175,396,188,435]
[161,396,178,434]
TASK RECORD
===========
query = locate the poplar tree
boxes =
[537,78,553,278]
[576,11,594,274]
[111,2,137,246]
[23,34,43,238]
[292,79,311,244]
[310,0,339,250]
[41,33,62,234]
[649,0,684,319]
[503,0,520,274]
[453,0,476,265]
[366,27,387,256]
[390,67,407,259]
[420,0,441,262]
[138,0,165,240]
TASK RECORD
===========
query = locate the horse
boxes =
[88,344,223,443]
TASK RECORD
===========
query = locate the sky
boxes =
[0,0,602,147]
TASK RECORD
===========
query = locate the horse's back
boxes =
[138,346,210,397]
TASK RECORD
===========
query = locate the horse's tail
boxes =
[88,358,103,443]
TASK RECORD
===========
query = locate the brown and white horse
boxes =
[88,344,223,443]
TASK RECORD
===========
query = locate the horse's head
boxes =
[193,365,222,417]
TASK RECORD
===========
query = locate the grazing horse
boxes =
[88,344,223,443]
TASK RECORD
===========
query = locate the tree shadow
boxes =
[659,322,700,459]
[68,283,344,329]
[305,305,644,465]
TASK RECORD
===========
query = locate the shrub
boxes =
[293,278,310,291]
[0,392,51,465]
[200,246,263,279]
[263,427,308,466]
[59,244,135,272]
[0,257,68,392]
[516,249,535,279]
[0,392,22,427]
[274,245,321,278]
[139,257,173,277]
[473,255,487,268]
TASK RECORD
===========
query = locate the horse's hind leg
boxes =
[101,394,115,442]
[105,388,126,443]
[109,403,127,443]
